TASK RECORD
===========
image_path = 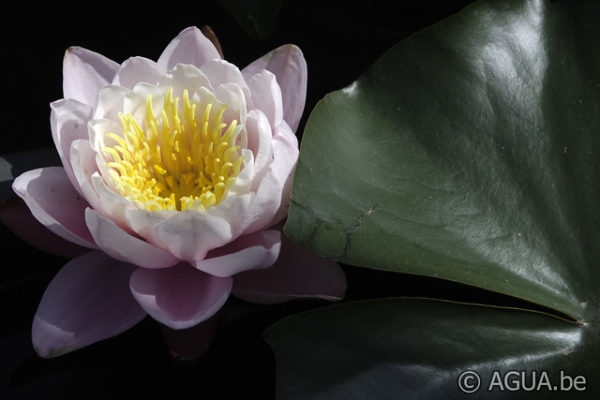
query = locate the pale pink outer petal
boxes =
[112,56,163,88]
[159,63,212,100]
[124,209,231,262]
[204,188,253,239]
[193,229,281,277]
[12,167,96,248]
[269,122,300,225]
[91,173,137,225]
[129,264,232,330]
[227,149,255,194]
[63,46,119,106]
[33,251,146,358]
[88,117,122,153]
[240,122,299,235]
[124,83,168,124]
[157,26,221,72]
[240,173,281,235]
[246,70,283,128]
[245,109,274,183]
[215,82,248,127]
[242,44,307,132]
[70,139,102,209]
[200,59,251,106]
[92,85,130,121]
[0,196,88,258]
[50,99,93,193]
[232,234,347,304]
[85,208,179,269]
[71,140,138,232]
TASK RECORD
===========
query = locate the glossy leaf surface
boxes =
[266,298,598,399]
[285,0,600,321]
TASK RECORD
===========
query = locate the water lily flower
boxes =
[9,27,346,358]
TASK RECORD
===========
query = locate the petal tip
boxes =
[158,26,221,71]
[129,267,232,330]
[33,345,72,359]
[64,46,81,58]
[32,316,77,359]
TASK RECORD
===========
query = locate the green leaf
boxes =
[0,147,60,203]
[285,0,600,321]
[218,0,284,40]
[266,298,598,399]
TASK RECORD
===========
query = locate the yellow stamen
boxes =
[103,87,243,211]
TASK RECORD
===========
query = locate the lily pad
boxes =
[278,0,600,397]
[284,0,600,321]
[266,298,598,399]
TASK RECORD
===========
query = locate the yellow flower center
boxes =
[102,87,243,211]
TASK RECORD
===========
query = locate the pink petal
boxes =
[69,139,102,209]
[245,109,274,182]
[12,167,96,248]
[124,83,169,123]
[85,208,179,269]
[85,172,140,233]
[129,264,232,329]
[33,251,146,358]
[205,190,254,238]
[159,64,212,105]
[227,150,255,194]
[215,82,248,126]
[270,122,300,225]
[242,45,307,132]
[240,122,299,235]
[92,85,129,120]
[71,140,137,235]
[157,26,221,71]
[200,59,251,105]
[63,46,119,106]
[0,196,88,258]
[125,209,232,262]
[50,99,93,192]
[193,229,281,277]
[246,70,283,128]
[112,56,162,88]
[232,234,347,304]
[240,172,281,235]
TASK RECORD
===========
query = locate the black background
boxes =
[0,1,551,398]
